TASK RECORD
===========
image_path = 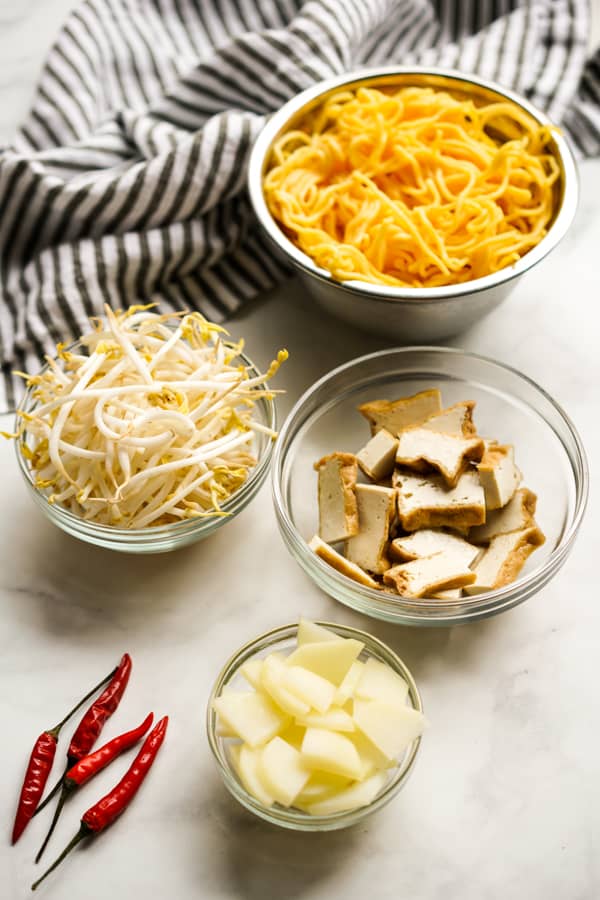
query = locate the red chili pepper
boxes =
[34,713,153,864]
[68,653,132,763]
[66,712,154,789]
[11,664,118,844]
[31,716,168,892]
[12,733,57,845]
[35,653,132,819]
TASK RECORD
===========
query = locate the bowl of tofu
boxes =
[271,347,588,625]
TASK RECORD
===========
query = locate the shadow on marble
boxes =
[6,502,263,639]
[199,778,366,900]
[332,609,517,692]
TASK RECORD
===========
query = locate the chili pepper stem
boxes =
[32,663,118,819]
[53,665,119,734]
[35,786,70,864]
[31,825,90,891]
[33,764,68,817]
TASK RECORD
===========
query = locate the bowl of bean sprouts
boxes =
[13,307,284,553]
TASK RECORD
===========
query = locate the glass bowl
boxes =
[15,342,276,554]
[206,621,423,831]
[271,347,588,626]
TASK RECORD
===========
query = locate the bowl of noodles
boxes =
[248,67,578,341]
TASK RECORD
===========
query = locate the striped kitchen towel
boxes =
[0,0,599,412]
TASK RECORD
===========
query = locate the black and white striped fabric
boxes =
[1,0,599,412]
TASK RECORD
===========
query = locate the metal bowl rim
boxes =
[248,65,579,303]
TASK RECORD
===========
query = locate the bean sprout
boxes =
[11,306,287,528]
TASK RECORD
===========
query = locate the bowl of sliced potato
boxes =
[271,347,588,626]
[206,620,425,830]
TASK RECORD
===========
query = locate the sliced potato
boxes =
[213,691,289,748]
[278,723,306,750]
[283,665,336,714]
[301,727,363,780]
[354,657,409,707]
[261,654,311,717]
[259,737,311,807]
[295,708,356,732]
[286,639,364,686]
[295,771,352,807]
[333,660,365,706]
[234,744,275,807]
[239,657,264,690]
[303,772,387,816]
[349,729,393,779]
[216,720,238,738]
[353,699,426,760]
[297,619,339,645]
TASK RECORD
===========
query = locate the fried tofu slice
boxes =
[421,401,477,436]
[314,452,359,543]
[464,526,546,594]
[345,484,396,574]
[390,529,481,568]
[395,469,485,532]
[396,427,484,488]
[356,429,398,481]
[358,390,441,436]
[309,535,379,589]
[383,553,476,598]
[469,488,538,544]
[477,444,521,510]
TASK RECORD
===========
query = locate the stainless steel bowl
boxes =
[248,67,578,341]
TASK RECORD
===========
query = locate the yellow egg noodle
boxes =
[264,87,560,288]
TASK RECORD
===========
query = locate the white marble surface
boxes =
[1,4,600,900]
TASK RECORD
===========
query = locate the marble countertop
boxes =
[1,4,599,899]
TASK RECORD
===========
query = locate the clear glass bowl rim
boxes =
[271,346,589,626]
[15,339,276,546]
[206,621,423,831]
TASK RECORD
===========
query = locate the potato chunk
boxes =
[231,743,275,807]
[261,654,311,717]
[303,772,387,816]
[333,660,365,706]
[286,638,364,686]
[295,708,356,732]
[301,728,363,780]
[297,618,339,645]
[353,699,427,760]
[295,772,352,808]
[213,691,289,747]
[354,657,409,706]
[239,658,263,690]
[259,737,311,807]
[283,666,336,714]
